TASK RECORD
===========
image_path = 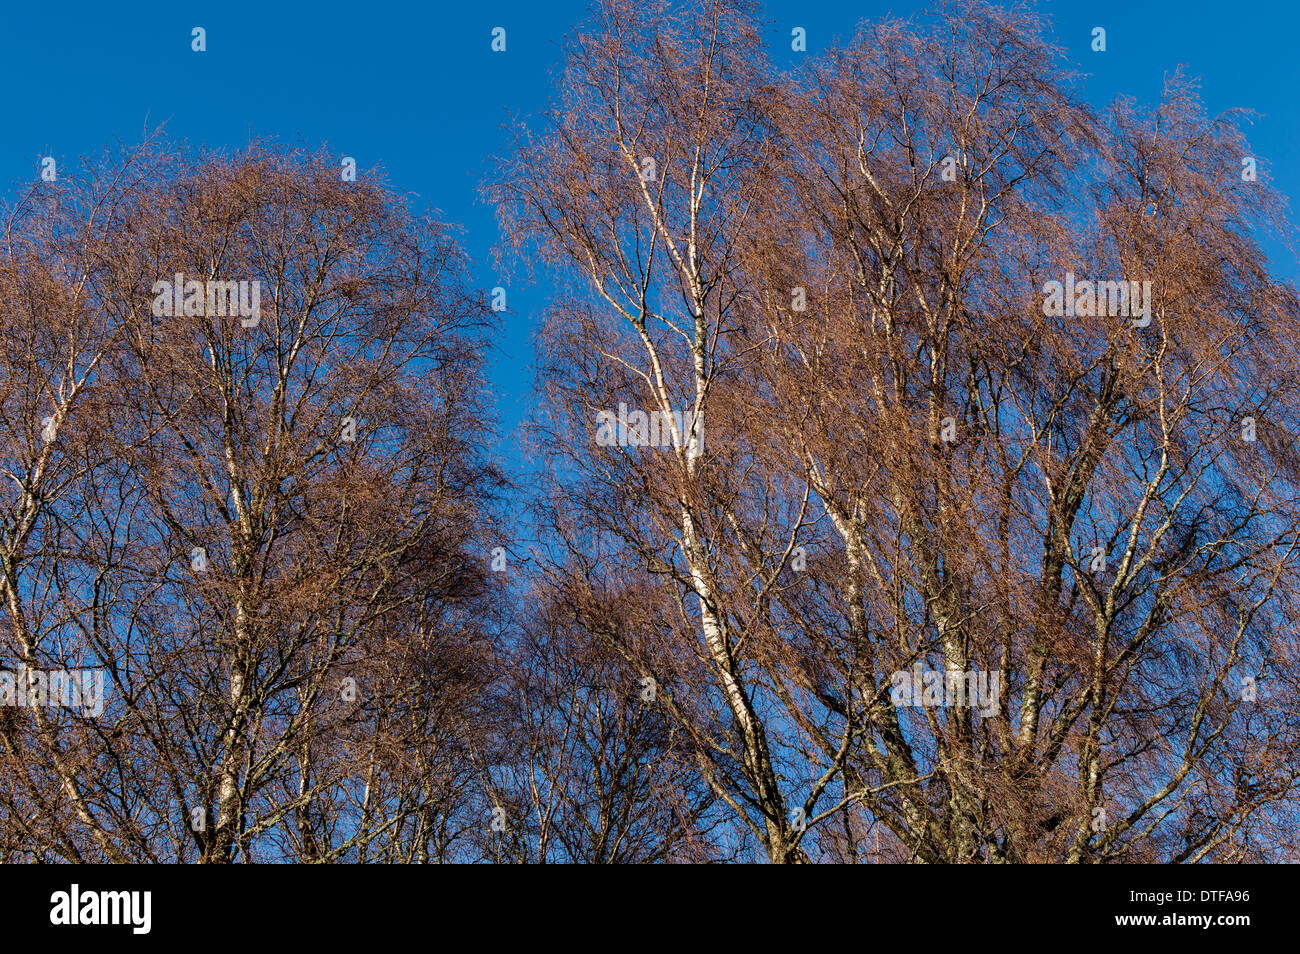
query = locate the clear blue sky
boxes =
[3,1,1297,456]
